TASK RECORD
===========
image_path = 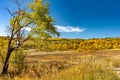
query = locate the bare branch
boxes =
[5,7,15,17]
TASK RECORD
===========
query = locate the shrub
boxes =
[10,47,28,72]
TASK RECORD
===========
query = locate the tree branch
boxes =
[5,7,15,17]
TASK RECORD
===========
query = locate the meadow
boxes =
[0,36,120,80]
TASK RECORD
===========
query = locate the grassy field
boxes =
[1,49,120,80]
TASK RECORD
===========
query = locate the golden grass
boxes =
[0,49,120,80]
[41,63,119,80]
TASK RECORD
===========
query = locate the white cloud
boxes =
[0,28,7,36]
[22,27,31,31]
[0,32,7,36]
[0,26,85,36]
[55,25,85,32]
[0,27,31,36]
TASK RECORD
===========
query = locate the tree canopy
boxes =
[29,0,60,38]
[1,0,59,74]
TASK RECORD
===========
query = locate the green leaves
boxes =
[29,0,60,39]
[10,0,60,39]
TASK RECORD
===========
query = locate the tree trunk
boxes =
[1,48,14,74]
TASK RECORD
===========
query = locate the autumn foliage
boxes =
[1,36,120,52]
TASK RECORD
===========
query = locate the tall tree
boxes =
[1,0,59,74]
[29,0,60,38]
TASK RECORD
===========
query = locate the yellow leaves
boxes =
[21,37,120,52]
[10,16,24,29]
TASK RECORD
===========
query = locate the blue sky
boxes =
[0,0,120,39]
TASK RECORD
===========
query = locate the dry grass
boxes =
[41,63,119,80]
[1,49,120,80]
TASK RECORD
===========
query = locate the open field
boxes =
[0,0,120,79]
[25,49,120,79]
[26,49,120,64]
[1,49,120,80]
